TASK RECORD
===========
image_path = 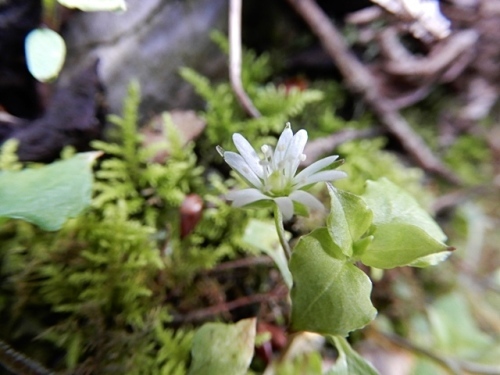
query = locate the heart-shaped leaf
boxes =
[359,178,453,268]
[188,318,256,375]
[290,228,376,336]
[0,152,100,231]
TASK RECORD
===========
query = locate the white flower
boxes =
[217,123,347,220]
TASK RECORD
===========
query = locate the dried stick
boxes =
[229,0,261,118]
[301,128,381,166]
[172,285,288,323]
[374,329,500,375]
[0,340,54,375]
[384,30,478,77]
[201,255,274,274]
[286,0,462,185]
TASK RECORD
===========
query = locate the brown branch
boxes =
[172,285,288,324]
[285,0,462,185]
[0,340,54,375]
[301,128,381,167]
[431,185,492,214]
[372,329,500,375]
[371,330,462,375]
[345,6,383,25]
[384,30,478,77]
[377,26,414,62]
[201,255,275,274]
[457,77,498,122]
[229,0,261,118]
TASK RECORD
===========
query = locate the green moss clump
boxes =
[0,80,250,373]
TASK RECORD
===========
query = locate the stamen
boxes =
[216,145,225,157]
[261,145,270,155]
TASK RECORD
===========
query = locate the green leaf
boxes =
[428,293,493,358]
[359,223,451,269]
[327,185,373,258]
[57,0,127,11]
[363,178,445,239]
[66,332,82,368]
[359,178,452,269]
[243,219,292,289]
[25,28,66,82]
[188,318,256,375]
[408,251,452,267]
[0,152,100,231]
[326,336,380,375]
[290,229,377,336]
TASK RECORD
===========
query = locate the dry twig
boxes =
[286,0,462,185]
[383,30,478,78]
[0,340,54,375]
[229,0,261,118]
[301,128,382,167]
[172,285,288,324]
[371,329,500,375]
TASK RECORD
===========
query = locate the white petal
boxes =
[294,170,347,189]
[232,133,264,178]
[284,129,308,178]
[293,155,339,184]
[274,196,294,221]
[274,123,293,168]
[224,152,263,188]
[227,188,270,207]
[289,190,325,212]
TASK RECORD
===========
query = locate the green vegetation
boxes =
[0,33,498,375]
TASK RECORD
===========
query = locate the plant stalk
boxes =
[273,204,292,261]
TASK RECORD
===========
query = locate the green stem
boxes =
[273,204,291,261]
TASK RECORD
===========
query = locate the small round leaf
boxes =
[25,28,66,82]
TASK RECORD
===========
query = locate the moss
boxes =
[444,134,492,185]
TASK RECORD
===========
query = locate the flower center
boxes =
[267,170,292,196]
[259,144,299,197]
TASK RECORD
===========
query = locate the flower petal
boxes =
[284,129,308,179]
[232,133,264,178]
[293,155,339,185]
[294,170,347,189]
[289,190,325,213]
[227,188,270,207]
[273,123,293,168]
[224,151,263,189]
[274,196,294,221]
